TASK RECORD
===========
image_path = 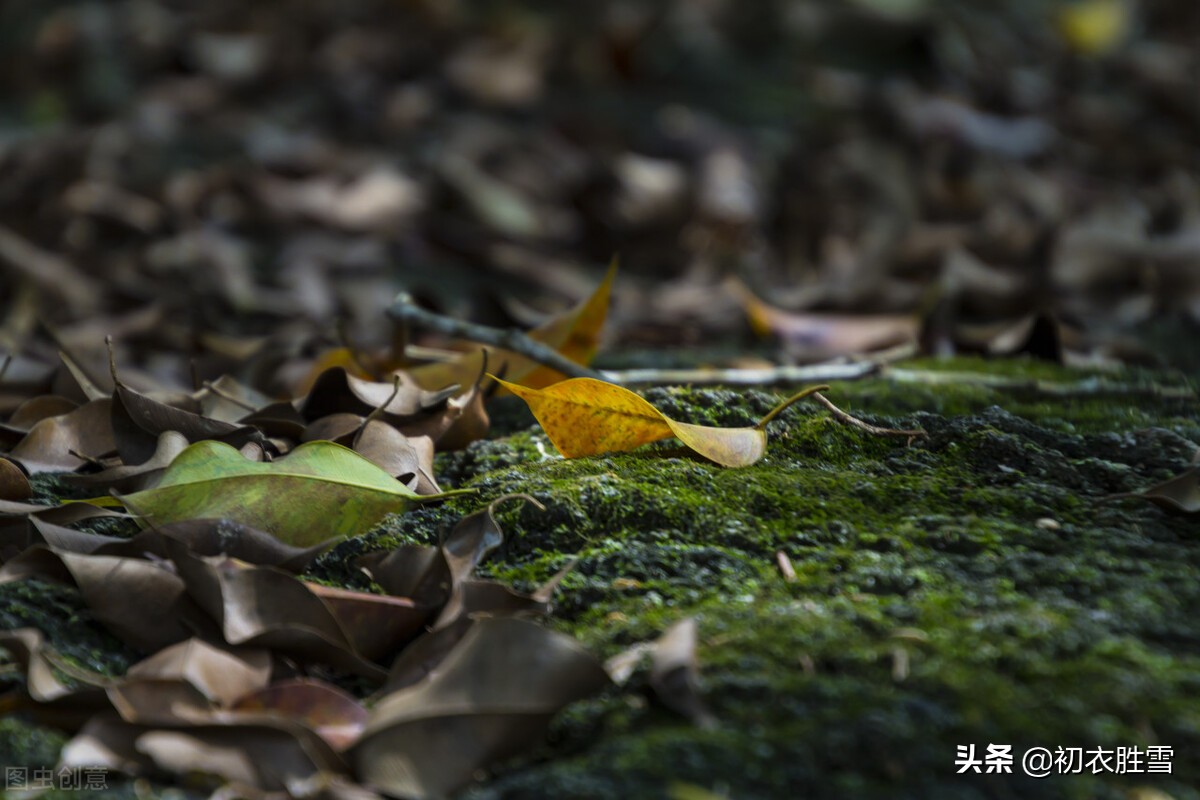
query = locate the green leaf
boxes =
[98,440,465,545]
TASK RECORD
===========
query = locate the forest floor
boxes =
[4,354,1198,800]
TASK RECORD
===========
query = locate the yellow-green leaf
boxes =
[495,376,824,468]
[94,440,466,545]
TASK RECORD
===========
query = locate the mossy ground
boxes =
[3,356,1199,799]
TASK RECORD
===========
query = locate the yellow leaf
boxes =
[517,258,617,388]
[410,260,616,392]
[1058,0,1129,55]
[495,376,825,468]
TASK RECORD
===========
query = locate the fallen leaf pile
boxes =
[0,498,612,797]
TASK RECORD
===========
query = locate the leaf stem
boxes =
[754,385,829,430]
[811,392,927,440]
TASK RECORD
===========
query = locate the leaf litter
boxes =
[0,494,621,798]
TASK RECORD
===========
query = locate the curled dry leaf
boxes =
[351,421,440,495]
[731,278,919,360]
[0,457,31,501]
[65,430,190,492]
[8,398,116,473]
[7,395,80,430]
[196,374,273,423]
[0,628,110,703]
[650,617,716,729]
[112,380,264,466]
[167,546,396,678]
[1118,466,1200,515]
[497,376,827,467]
[351,617,611,800]
[300,367,455,422]
[0,547,196,652]
[0,497,128,527]
[133,720,348,792]
[229,679,369,751]
[1,517,128,562]
[302,583,430,663]
[108,638,272,726]
[93,440,466,546]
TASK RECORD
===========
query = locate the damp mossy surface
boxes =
[3,357,1199,799]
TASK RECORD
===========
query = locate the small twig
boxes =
[202,380,259,413]
[388,292,606,382]
[755,385,829,430]
[105,335,123,389]
[356,375,402,437]
[812,392,926,441]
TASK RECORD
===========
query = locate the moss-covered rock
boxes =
[3,356,1198,799]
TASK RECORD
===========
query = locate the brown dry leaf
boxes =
[7,395,80,429]
[1120,466,1200,515]
[196,375,274,424]
[0,546,197,652]
[239,400,308,440]
[351,617,610,799]
[302,583,430,663]
[56,350,112,402]
[651,617,716,729]
[300,367,455,423]
[0,628,110,703]
[351,421,441,495]
[145,518,334,571]
[434,382,490,451]
[3,517,329,571]
[66,716,350,792]
[302,413,366,443]
[8,398,116,473]
[0,629,112,729]
[0,517,128,562]
[398,376,490,449]
[65,430,190,492]
[497,376,824,468]
[0,457,31,501]
[358,544,451,610]
[168,547,390,679]
[0,497,128,527]
[730,278,919,360]
[59,714,160,775]
[432,494,544,625]
[230,679,369,751]
[112,380,265,466]
[108,638,272,726]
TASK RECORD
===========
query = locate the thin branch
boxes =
[387,292,606,382]
[602,362,877,386]
[812,392,927,440]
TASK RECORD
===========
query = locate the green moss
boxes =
[5,360,1200,799]
[440,364,1200,798]
[0,579,138,676]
